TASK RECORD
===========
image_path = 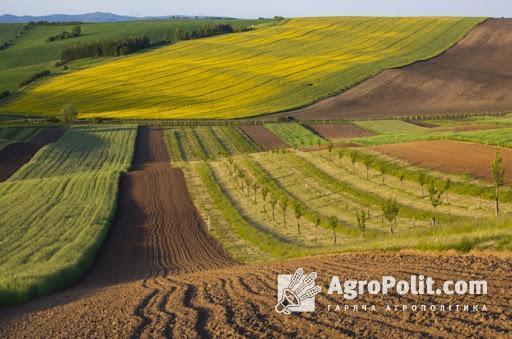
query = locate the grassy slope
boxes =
[0,19,265,93]
[1,17,483,119]
[0,23,22,45]
[0,125,136,307]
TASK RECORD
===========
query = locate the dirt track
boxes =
[285,19,512,120]
[0,252,510,337]
[374,140,512,184]
[0,127,66,182]
[239,125,289,150]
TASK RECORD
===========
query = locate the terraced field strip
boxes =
[354,120,428,134]
[373,140,512,184]
[265,123,328,148]
[165,126,260,162]
[2,17,483,118]
[0,127,66,182]
[305,123,375,140]
[239,125,289,150]
[0,125,136,307]
[1,253,510,337]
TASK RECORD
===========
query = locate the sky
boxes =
[1,0,511,18]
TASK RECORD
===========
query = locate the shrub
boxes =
[19,70,51,87]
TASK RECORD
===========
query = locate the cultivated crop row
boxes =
[0,125,136,306]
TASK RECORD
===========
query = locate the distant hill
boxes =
[0,12,226,23]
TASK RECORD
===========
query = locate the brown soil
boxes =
[0,127,66,182]
[284,19,512,120]
[0,252,510,337]
[239,125,289,150]
[306,124,375,140]
[374,140,512,183]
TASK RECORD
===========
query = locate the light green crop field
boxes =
[354,120,428,134]
[1,17,483,119]
[0,19,265,93]
[265,123,327,147]
[0,125,136,307]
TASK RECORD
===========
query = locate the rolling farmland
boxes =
[0,19,265,92]
[1,17,483,119]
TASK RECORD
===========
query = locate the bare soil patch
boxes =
[0,127,66,182]
[284,19,512,119]
[1,252,510,337]
[374,140,512,183]
[239,125,289,150]
[306,124,375,139]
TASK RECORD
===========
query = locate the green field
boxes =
[354,120,428,134]
[265,123,327,147]
[0,19,265,93]
[164,126,259,162]
[0,126,41,149]
[0,125,136,307]
[0,17,483,119]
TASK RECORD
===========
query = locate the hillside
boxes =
[0,17,483,119]
[0,18,266,92]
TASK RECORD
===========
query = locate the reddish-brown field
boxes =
[284,19,512,120]
[0,252,510,337]
[0,127,66,182]
[374,140,512,183]
[306,124,375,140]
[238,125,289,150]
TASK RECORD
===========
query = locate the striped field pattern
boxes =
[0,125,136,306]
[1,17,483,119]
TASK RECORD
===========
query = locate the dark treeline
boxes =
[0,90,10,100]
[28,21,83,26]
[59,23,236,63]
[60,36,151,63]
[46,26,81,42]
[19,70,51,87]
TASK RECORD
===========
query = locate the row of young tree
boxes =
[223,146,505,244]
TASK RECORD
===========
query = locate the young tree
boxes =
[491,152,505,216]
[71,25,81,37]
[252,182,259,204]
[382,198,400,234]
[350,151,358,171]
[379,163,388,185]
[314,214,321,229]
[60,104,77,123]
[427,181,444,226]
[279,198,288,227]
[364,158,372,180]
[399,173,406,191]
[261,187,269,212]
[237,169,245,192]
[328,142,333,154]
[356,209,367,238]
[293,203,304,234]
[337,150,344,165]
[444,178,452,204]
[418,172,427,198]
[328,215,338,244]
[270,195,278,220]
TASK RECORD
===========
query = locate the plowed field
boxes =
[0,127,66,182]
[239,125,289,150]
[373,140,512,183]
[286,19,512,119]
[0,252,510,337]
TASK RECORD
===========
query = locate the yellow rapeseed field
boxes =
[2,17,483,119]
